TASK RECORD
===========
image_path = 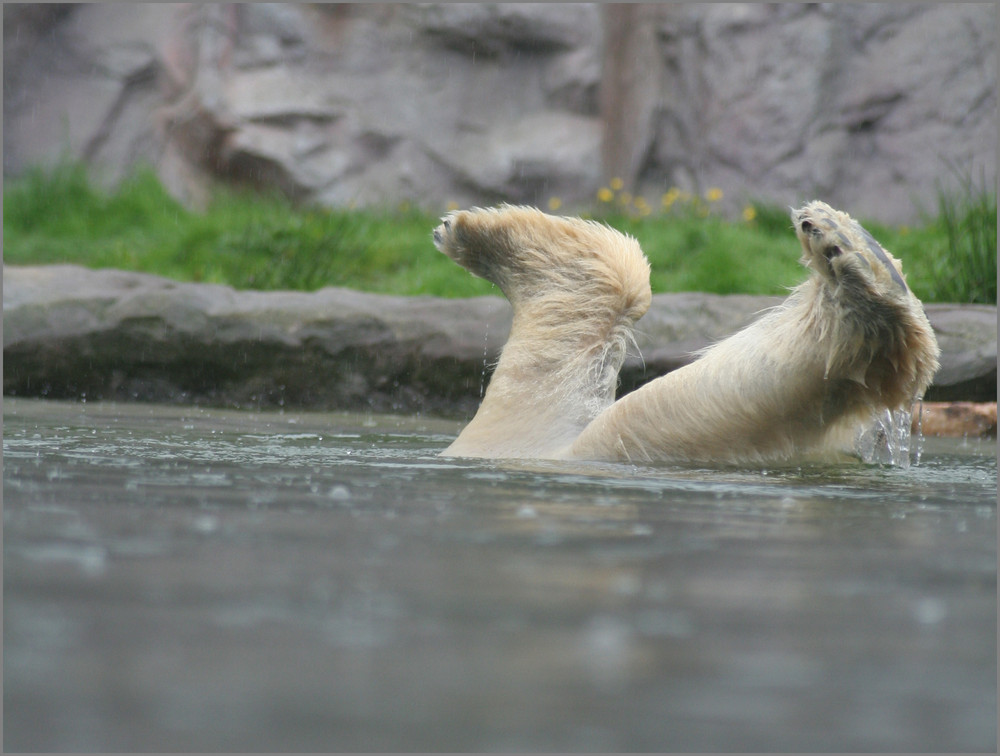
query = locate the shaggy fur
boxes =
[434,202,940,465]
[434,205,650,458]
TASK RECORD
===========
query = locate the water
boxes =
[4,398,996,752]
[855,406,918,468]
[480,321,490,399]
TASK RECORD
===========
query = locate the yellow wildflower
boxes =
[742,205,757,222]
[610,177,624,191]
[547,197,562,211]
[597,187,614,203]
[705,187,724,202]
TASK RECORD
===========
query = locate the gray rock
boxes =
[3,4,994,223]
[2,265,511,416]
[427,112,603,204]
[4,266,995,417]
[416,3,596,56]
[921,304,998,402]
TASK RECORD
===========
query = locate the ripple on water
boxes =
[3,399,995,516]
[2,399,996,753]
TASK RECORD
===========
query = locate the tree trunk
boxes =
[599,4,662,191]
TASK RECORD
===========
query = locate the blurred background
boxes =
[4,2,996,224]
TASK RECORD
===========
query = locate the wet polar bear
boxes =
[433,202,940,465]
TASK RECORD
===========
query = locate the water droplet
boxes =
[480,322,490,399]
[914,598,947,625]
[328,484,351,501]
[193,514,220,534]
[581,615,633,685]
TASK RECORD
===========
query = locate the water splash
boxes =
[855,406,921,468]
[912,401,926,466]
[480,322,490,399]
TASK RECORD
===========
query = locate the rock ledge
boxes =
[4,265,996,417]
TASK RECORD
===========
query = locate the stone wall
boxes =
[4,3,995,223]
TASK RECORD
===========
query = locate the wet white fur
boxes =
[435,202,939,465]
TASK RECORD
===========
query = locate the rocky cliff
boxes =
[4,3,995,223]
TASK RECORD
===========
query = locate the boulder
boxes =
[2,265,511,417]
[920,304,998,402]
[4,265,995,418]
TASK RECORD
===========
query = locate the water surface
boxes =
[4,398,996,751]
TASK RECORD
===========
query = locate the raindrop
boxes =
[192,514,220,534]
[480,322,490,399]
[913,598,947,625]
[328,484,351,501]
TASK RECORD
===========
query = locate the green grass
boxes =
[593,211,804,296]
[3,161,995,302]
[2,162,498,297]
[910,173,997,305]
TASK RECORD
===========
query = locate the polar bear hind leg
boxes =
[433,205,651,459]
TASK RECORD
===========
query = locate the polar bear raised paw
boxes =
[787,201,939,415]
[794,200,909,295]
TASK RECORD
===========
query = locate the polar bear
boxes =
[433,202,940,465]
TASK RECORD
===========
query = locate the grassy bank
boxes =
[3,161,995,303]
